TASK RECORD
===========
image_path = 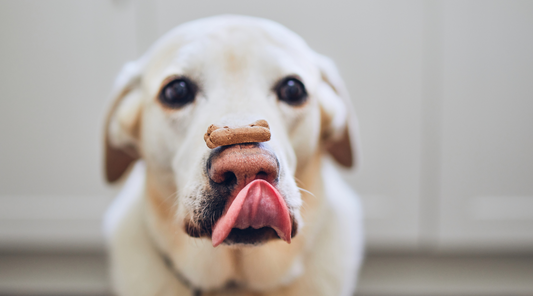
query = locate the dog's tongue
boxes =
[211,179,292,247]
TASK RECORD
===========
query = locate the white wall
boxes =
[0,0,532,253]
[0,0,138,250]
[437,0,533,251]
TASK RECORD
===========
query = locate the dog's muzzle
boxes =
[207,143,293,246]
[184,120,297,246]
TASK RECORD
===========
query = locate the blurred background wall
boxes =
[0,0,532,295]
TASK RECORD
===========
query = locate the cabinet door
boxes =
[0,0,138,250]
[438,1,533,251]
[342,1,425,250]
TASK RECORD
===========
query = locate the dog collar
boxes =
[160,251,242,296]
[160,253,203,296]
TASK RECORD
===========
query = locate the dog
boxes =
[103,15,364,296]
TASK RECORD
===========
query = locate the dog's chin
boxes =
[183,218,299,246]
[182,223,279,246]
[223,227,279,246]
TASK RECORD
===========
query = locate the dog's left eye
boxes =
[159,78,196,108]
[276,77,307,106]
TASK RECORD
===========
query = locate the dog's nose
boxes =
[207,144,279,189]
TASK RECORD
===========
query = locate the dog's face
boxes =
[105,16,358,247]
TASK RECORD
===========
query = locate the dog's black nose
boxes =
[207,144,279,190]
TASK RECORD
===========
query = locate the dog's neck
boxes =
[143,154,326,291]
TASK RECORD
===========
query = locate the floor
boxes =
[1,252,532,296]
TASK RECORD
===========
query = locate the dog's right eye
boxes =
[159,78,196,108]
[276,77,308,106]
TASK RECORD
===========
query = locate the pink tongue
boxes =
[211,179,292,247]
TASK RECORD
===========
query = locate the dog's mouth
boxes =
[211,179,292,247]
[225,227,280,245]
[184,143,298,246]
[184,178,298,246]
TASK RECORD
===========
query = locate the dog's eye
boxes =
[159,78,196,108]
[276,78,307,106]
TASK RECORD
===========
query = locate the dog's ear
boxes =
[104,62,143,183]
[315,54,360,169]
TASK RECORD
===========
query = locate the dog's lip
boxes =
[211,179,292,247]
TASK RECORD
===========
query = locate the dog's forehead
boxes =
[143,16,319,88]
[159,15,312,58]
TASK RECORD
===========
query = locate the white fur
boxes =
[104,15,364,296]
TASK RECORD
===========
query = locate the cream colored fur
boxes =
[104,15,364,296]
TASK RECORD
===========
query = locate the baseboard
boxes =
[0,252,109,296]
[356,254,533,296]
[1,253,532,296]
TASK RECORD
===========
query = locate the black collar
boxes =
[160,252,243,296]
[161,253,203,296]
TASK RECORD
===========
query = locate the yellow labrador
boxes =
[104,15,363,296]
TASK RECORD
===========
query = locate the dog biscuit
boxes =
[204,119,271,149]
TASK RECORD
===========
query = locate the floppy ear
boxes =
[315,54,360,169]
[104,62,144,183]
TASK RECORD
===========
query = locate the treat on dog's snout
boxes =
[204,119,271,149]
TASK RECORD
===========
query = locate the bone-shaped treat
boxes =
[204,119,271,149]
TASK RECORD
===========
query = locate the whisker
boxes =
[293,176,306,188]
[297,186,315,197]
